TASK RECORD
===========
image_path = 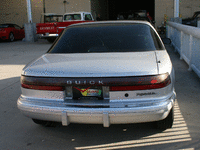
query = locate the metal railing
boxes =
[167,21,200,78]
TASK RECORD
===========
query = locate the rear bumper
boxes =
[17,92,176,127]
[0,33,8,40]
[37,34,58,39]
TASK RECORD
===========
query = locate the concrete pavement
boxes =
[0,40,199,150]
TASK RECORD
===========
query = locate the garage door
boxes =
[108,0,155,20]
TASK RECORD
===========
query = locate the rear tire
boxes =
[9,32,14,42]
[32,119,56,127]
[155,106,174,130]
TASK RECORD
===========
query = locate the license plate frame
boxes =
[73,86,103,100]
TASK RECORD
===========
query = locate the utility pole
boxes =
[63,0,67,13]
[43,0,46,22]
[174,0,179,18]
[25,0,37,42]
[26,0,32,23]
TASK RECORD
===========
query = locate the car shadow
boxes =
[32,98,193,149]
[0,76,21,91]
[39,122,165,149]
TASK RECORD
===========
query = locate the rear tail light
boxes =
[21,83,64,91]
[110,74,171,91]
[20,73,170,92]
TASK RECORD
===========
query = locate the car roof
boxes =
[63,12,91,15]
[68,20,152,28]
[0,23,15,25]
[0,23,17,27]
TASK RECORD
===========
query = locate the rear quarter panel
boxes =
[4,28,12,39]
[155,50,175,88]
[155,50,172,75]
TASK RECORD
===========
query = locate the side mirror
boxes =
[162,38,171,45]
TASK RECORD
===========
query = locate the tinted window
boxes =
[48,23,164,54]
[45,16,63,23]
[0,24,14,28]
[0,24,9,28]
[64,14,81,21]
[85,14,92,20]
[14,25,21,29]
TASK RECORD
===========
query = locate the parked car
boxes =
[36,12,94,43]
[117,10,155,25]
[18,21,176,130]
[0,23,25,42]
[182,11,200,27]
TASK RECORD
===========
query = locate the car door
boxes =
[19,25,25,39]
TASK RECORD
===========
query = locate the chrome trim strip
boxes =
[58,27,66,29]
[37,34,58,38]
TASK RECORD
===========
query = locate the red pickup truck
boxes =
[36,12,94,42]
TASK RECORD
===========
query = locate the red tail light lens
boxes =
[21,83,64,91]
[110,74,171,91]
[20,73,170,92]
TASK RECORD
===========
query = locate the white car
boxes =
[17,21,176,129]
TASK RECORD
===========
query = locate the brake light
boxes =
[110,74,171,91]
[21,83,64,91]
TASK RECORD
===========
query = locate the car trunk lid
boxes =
[22,52,158,77]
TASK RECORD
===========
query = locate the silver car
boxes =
[17,21,176,129]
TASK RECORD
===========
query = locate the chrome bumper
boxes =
[17,93,176,127]
[37,34,58,39]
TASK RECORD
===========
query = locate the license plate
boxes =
[73,86,102,98]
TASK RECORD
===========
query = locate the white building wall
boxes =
[0,0,91,26]
[45,0,91,14]
[0,0,199,28]
[0,0,29,26]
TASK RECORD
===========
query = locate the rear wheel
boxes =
[32,119,56,127]
[155,107,174,130]
[9,32,14,42]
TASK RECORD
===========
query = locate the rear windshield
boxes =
[0,24,9,28]
[64,14,81,21]
[48,23,164,53]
